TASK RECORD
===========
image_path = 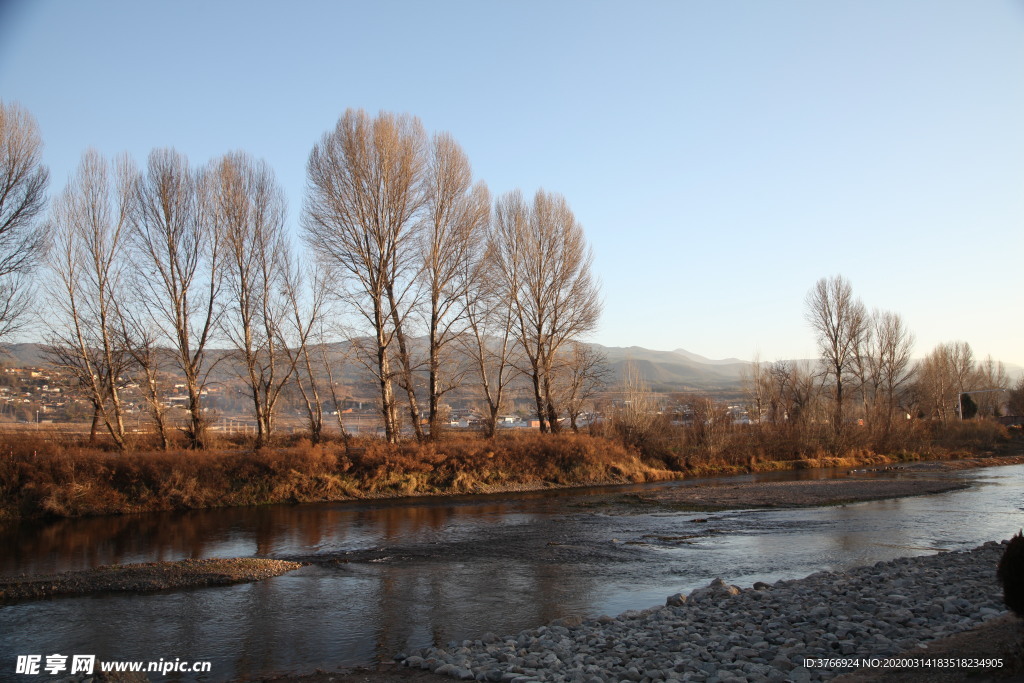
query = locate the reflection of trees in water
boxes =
[371,555,598,659]
[9,469,1021,680]
[1,498,522,578]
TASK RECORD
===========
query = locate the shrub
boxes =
[998,531,1024,619]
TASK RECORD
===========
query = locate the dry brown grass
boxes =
[0,431,677,520]
[1,419,1014,521]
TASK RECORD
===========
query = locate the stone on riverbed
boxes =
[686,577,742,603]
[405,541,1011,682]
[666,592,687,606]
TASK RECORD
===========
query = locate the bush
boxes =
[998,531,1024,619]
[932,419,1010,451]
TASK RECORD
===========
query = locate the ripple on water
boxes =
[1,463,1022,680]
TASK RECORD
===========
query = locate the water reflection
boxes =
[1,465,1022,681]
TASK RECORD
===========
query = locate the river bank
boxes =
[2,429,1021,521]
[6,461,1023,682]
[394,541,1019,682]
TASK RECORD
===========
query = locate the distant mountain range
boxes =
[3,341,1019,395]
[0,341,750,393]
[591,345,749,392]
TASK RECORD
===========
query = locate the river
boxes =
[2,464,1023,681]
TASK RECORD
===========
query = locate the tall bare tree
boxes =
[0,101,49,338]
[461,245,521,439]
[490,189,601,432]
[303,109,427,444]
[212,151,292,447]
[421,132,490,437]
[44,150,133,448]
[805,275,867,442]
[128,149,221,449]
[281,255,334,445]
[870,309,915,436]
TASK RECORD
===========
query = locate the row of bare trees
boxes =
[745,275,1012,454]
[6,103,602,449]
[302,109,602,443]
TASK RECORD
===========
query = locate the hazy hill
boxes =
[592,345,750,392]
[4,341,1019,396]
[0,343,51,367]
[0,340,750,393]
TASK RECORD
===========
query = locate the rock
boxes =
[788,666,812,683]
[688,577,741,603]
[666,592,687,606]
[405,541,1010,683]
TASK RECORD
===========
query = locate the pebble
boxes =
[401,541,1011,682]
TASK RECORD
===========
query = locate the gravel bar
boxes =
[400,541,1011,682]
[636,478,970,510]
[0,557,304,602]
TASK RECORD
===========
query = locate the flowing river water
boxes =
[2,464,1023,681]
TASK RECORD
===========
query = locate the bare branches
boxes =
[805,275,867,440]
[421,132,490,437]
[490,189,602,432]
[213,151,292,447]
[303,109,427,443]
[43,150,133,449]
[0,101,50,338]
[128,148,221,448]
[28,106,611,447]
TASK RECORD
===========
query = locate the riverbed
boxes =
[1,463,1022,681]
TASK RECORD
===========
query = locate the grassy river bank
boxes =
[1,427,1022,521]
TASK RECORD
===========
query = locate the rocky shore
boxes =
[400,541,1016,682]
[0,557,303,602]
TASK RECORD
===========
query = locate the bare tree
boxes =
[281,256,334,445]
[805,275,868,443]
[684,395,734,458]
[461,247,521,439]
[303,109,426,444]
[490,189,601,432]
[118,313,172,449]
[44,150,133,448]
[212,151,292,447]
[0,101,49,338]
[948,341,976,395]
[609,360,660,450]
[870,310,915,436]
[128,149,221,449]
[741,353,767,424]
[555,341,609,432]
[971,354,1008,418]
[767,360,821,427]
[913,341,976,423]
[421,132,490,438]
[1008,376,1024,417]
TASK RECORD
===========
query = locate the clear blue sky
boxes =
[2,0,1022,366]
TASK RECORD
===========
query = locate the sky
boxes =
[1,0,1022,366]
